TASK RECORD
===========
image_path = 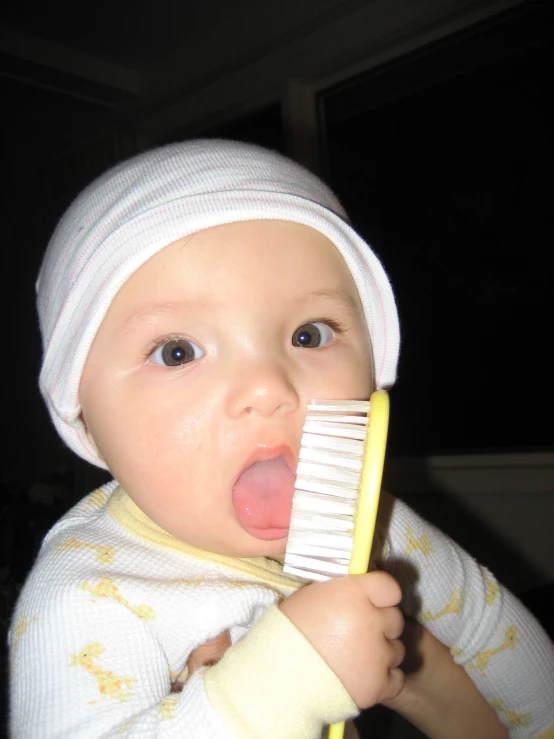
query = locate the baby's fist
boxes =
[280,571,404,708]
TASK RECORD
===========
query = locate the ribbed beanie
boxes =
[37,139,400,467]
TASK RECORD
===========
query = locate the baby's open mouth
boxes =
[232,456,295,541]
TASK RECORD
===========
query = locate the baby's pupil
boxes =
[162,341,193,365]
[293,323,321,348]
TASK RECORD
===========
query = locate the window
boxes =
[320,3,553,454]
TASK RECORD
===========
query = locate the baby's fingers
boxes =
[356,571,402,608]
[378,634,406,702]
[389,636,405,669]
[380,666,405,703]
[383,605,404,641]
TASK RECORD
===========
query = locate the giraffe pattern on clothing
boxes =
[468,626,518,673]
[419,588,462,623]
[79,578,155,620]
[69,642,136,702]
[490,698,531,728]
[405,526,434,561]
[56,537,116,564]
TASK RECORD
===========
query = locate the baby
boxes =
[9,140,554,738]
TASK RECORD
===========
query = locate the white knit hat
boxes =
[37,139,400,468]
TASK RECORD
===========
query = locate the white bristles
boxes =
[286,541,352,560]
[299,446,363,471]
[284,554,351,577]
[296,460,360,485]
[302,421,367,441]
[283,399,370,581]
[300,432,364,455]
[303,414,368,426]
[294,479,359,501]
[307,400,370,413]
[291,491,357,515]
[289,511,354,533]
[287,529,354,549]
[280,565,332,582]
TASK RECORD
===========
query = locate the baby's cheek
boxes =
[171,414,207,454]
[335,359,373,398]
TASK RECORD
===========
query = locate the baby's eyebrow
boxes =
[300,288,360,316]
[117,301,200,336]
[117,289,359,336]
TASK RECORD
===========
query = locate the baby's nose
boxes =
[226,359,300,418]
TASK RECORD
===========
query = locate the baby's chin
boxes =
[148,516,288,560]
[214,533,288,560]
[235,542,287,560]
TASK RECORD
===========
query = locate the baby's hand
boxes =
[280,571,404,708]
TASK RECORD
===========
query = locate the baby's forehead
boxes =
[111,219,363,313]
[86,222,371,375]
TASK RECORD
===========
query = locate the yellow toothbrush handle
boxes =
[349,390,389,575]
[328,390,390,739]
[328,721,347,739]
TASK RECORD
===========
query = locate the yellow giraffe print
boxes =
[490,698,531,728]
[480,566,500,606]
[450,645,464,658]
[420,588,462,623]
[485,578,500,606]
[11,615,29,668]
[84,488,109,510]
[79,578,155,620]
[160,696,177,720]
[185,576,261,592]
[405,526,434,560]
[56,537,116,564]
[469,625,518,672]
[69,642,136,702]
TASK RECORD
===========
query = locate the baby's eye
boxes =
[150,339,205,366]
[292,322,334,348]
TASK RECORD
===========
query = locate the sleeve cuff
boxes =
[204,604,357,739]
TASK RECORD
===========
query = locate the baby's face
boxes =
[80,220,373,557]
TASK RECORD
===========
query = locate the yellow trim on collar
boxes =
[107,486,302,593]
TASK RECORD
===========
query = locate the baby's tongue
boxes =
[232,458,294,540]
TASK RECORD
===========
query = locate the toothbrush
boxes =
[283,390,390,739]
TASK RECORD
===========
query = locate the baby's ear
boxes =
[79,412,104,462]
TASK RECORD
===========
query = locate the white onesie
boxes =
[9,483,554,738]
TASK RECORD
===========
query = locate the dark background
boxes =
[1,1,552,735]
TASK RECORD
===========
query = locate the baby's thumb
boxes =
[356,570,402,608]
[187,630,231,674]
